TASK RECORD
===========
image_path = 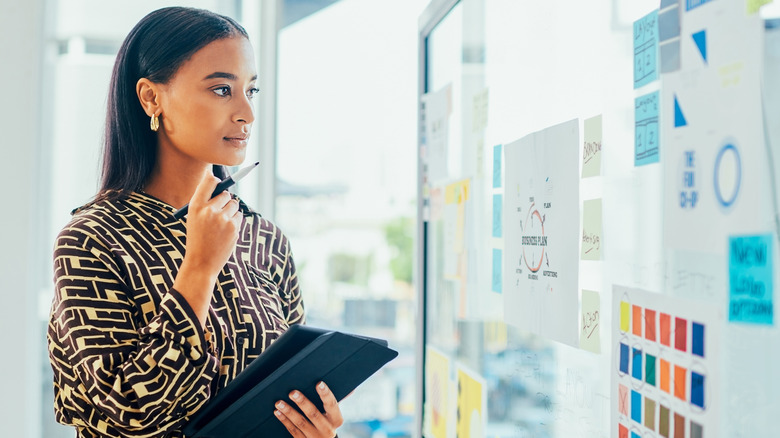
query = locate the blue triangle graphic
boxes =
[692,30,707,64]
[674,94,688,128]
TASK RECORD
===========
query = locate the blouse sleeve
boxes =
[47,225,220,436]
[278,231,305,325]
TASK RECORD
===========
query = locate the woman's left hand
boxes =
[274,381,343,438]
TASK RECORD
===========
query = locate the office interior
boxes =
[3,0,780,437]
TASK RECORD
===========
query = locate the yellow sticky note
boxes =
[747,0,773,14]
[620,301,630,333]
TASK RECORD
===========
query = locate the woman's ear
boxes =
[136,78,161,117]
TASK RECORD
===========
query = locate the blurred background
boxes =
[0,0,423,437]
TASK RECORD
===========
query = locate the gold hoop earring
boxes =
[150,114,160,132]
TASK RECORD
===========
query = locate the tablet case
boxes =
[183,325,398,438]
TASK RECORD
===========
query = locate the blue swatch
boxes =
[692,322,704,357]
[631,390,642,423]
[492,194,502,238]
[674,94,687,127]
[493,144,502,188]
[632,348,643,380]
[691,371,705,408]
[491,249,502,294]
[619,342,629,374]
[686,0,714,11]
[692,30,707,64]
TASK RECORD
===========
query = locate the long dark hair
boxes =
[98,7,248,201]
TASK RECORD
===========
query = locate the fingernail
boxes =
[274,410,282,418]
[318,382,326,390]
[276,401,286,410]
[291,391,301,400]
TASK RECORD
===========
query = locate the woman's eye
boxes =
[247,87,260,99]
[213,86,231,97]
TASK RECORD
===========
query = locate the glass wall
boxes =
[275,1,425,436]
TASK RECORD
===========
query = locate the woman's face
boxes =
[156,37,257,167]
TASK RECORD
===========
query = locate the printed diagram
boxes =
[503,119,579,347]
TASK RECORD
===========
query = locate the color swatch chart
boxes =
[612,286,720,438]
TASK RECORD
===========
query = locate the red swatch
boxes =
[645,309,657,342]
[675,317,687,352]
[633,305,643,337]
[660,313,671,347]
[619,423,628,438]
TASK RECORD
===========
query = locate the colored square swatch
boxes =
[674,413,685,438]
[632,390,642,423]
[621,301,630,332]
[633,348,643,380]
[674,365,687,401]
[692,322,704,357]
[675,317,687,351]
[645,309,657,341]
[659,404,670,437]
[660,313,671,346]
[619,384,629,416]
[691,371,705,408]
[632,432,641,438]
[644,397,656,431]
[619,423,628,438]
[620,343,630,374]
[691,420,703,438]
[633,305,643,336]
[645,353,656,386]
[660,359,671,393]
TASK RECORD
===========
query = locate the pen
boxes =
[172,161,260,219]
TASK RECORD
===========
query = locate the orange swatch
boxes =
[633,305,643,336]
[645,308,657,341]
[674,365,687,401]
[660,359,670,394]
[660,313,671,347]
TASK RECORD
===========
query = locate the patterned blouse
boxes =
[47,191,305,437]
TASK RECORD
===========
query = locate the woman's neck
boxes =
[143,159,211,209]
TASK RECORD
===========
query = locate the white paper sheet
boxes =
[503,119,580,346]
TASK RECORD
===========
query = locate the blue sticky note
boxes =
[492,249,502,294]
[691,371,705,408]
[729,234,774,325]
[686,0,714,11]
[631,433,641,438]
[635,92,660,166]
[493,194,502,238]
[634,10,659,88]
[632,348,643,380]
[692,322,704,357]
[493,144,502,188]
[619,342,629,374]
[631,390,642,423]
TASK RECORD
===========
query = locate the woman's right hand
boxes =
[173,171,243,325]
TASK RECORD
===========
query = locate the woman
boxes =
[47,7,342,438]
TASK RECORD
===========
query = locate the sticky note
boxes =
[675,317,687,351]
[691,371,705,408]
[633,305,643,336]
[632,348,643,380]
[619,384,629,416]
[582,115,603,178]
[686,0,714,10]
[621,301,630,332]
[635,92,660,166]
[645,309,657,341]
[580,289,601,353]
[729,234,774,325]
[619,424,628,438]
[747,0,772,13]
[634,10,659,88]
[659,404,670,437]
[644,397,656,431]
[619,343,630,374]
[674,365,687,401]
[492,194,502,238]
[631,390,642,423]
[492,249,502,294]
[660,359,671,394]
[691,420,704,438]
[581,198,603,260]
[645,353,656,386]
[674,413,685,437]
[692,322,704,357]
[493,144,502,188]
[660,313,671,346]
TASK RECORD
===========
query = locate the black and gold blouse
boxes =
[47,191,305,438]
